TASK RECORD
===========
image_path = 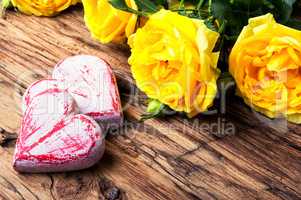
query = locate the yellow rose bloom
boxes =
[229,13,301,123]
[82,0,138,43]
[128,9,220,117]
[11,0,79,16]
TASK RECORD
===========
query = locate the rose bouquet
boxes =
[1,0,301,123]
[80,0,301,122]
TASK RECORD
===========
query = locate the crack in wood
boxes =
[18,181,40,200]
[48,174,56,200]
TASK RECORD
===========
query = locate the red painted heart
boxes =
[53,55,123,130]
[22,55,123,131]
[13,79,105,173]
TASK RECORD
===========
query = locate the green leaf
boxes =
[262,0,275,9]
[109,0,153,16]
[286,18,301,30]
[154,0,168,8]
[269,0,296,23]
[109,0,129,11]
[109,0,158,15]
[210,0,248,37]
[210,0,232,20]
[134,0,158,13]
[230,0,263,10]
[109,0,140,14]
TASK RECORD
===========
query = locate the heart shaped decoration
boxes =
[22,55,123,131]
[14,80,105,173]
[53,55,123,130]
[14,55,122,173]
[21,79,66,114]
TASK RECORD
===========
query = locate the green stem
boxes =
[172,8,196,12]
[208,0,212,14]
[179,0,185,9]
[218,20,226,34]
[197,0,205,10]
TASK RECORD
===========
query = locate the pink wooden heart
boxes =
[22,56,123,131]
[21,79,66,114]
[14,80,105,173]
[53,55,123,130]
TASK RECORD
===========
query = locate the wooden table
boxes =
[0,6,300,200]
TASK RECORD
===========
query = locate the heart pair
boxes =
[13,55,123,173]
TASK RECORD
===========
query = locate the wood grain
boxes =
[0,6,300,200]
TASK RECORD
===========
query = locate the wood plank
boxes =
[0,6,300,200]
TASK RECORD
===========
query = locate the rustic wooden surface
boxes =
[0,6,300,200]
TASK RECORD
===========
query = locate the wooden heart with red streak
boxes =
[13,80,105,173]
[53,55,123,130]
[22,55,123,132]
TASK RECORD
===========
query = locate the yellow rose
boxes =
[128,9,220,117]
[229,13,301,123]
[11,0,79,16]
[82,0,138,43]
